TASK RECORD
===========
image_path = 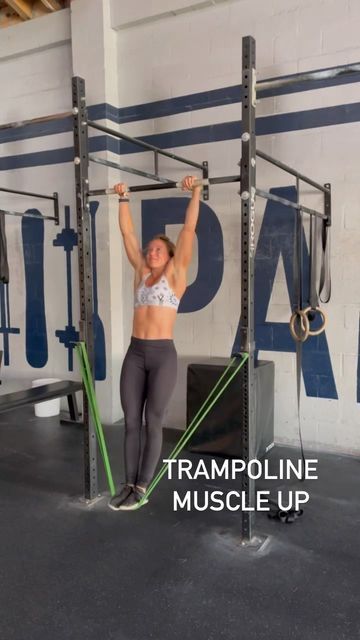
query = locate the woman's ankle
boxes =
[135,484,147,494]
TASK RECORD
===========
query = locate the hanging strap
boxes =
[309,214,318,310]
[305,212,328,333]
[319,220,331,303]
[293,190,303,314]
[290,193,310,342]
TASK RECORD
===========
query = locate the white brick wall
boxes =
[113,0,360,454]
[0,10,75,387]
[0,0,359,454]
[0,9,70,61]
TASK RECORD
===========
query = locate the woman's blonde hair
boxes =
[147,234,176,258]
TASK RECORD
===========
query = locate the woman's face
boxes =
[145,239,170,269]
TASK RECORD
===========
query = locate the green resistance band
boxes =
[137,353,249,508]
[75,342,116,497]
[75,342,109,471]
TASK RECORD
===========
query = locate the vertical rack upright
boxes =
[239,36,257,542]
[72,76,98,500]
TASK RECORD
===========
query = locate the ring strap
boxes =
[289,309,310,342]
[302,306,326,336]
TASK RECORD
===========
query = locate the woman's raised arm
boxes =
[173,176,202,272]
[114,183,144,271]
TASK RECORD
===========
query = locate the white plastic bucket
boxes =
[32,378,61,418]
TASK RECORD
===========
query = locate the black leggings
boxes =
[120,337,177,487]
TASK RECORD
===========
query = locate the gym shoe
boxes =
[134,487,149,506]
[119,487,149,511]
[108,484,133,511]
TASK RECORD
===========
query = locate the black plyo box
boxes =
[186,359,274,459]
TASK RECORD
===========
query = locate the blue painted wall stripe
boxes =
[118,101,360,154]
[1,61,359,145]
[0,147,74,171]
[0,135,108,171]
[0,105,113,145]
[1,101,359,171]
[108,63,360,124]
[115,86,242,124]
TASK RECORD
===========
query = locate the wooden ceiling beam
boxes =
[4,0,33,20]
[39,0,62,10]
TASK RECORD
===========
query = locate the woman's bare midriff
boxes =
[131,262,186,339]
[132,306,177,339]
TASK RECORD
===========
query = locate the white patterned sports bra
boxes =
[134,273,180,310]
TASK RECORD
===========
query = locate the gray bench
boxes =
[0,380,82,421]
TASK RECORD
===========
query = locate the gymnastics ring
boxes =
[289,309,310,342]
[302,306,327,336]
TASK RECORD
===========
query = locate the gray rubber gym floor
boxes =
[0,407,359,640]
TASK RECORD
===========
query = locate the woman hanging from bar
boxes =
[109,176,202,511]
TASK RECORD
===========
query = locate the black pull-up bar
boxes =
[87,120,204,171]
[256,62,360,93]
[0,186,58,201]
[88,175,241,197]
[0,109,76,132]
[255,188,327,220]
[256,150,330,195]
[89,155,173,184]
[0,208,59,223]
[0,188,59,225]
